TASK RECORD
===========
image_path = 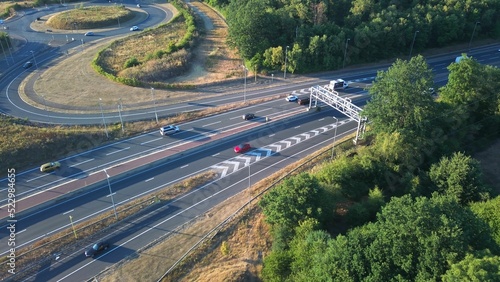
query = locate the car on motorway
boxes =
[40,162,61,172]
[286,95,298,102]
[84,241,110,258]
[160,125,180,136]
[234,143,251,153]
[130,26,140,31]
[297,97,310,105]
[242,113,255,120]
[137,4,141,7]
[84,31,94,36]
[23,61,33,69]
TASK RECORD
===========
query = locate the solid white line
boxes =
[105,147,130,156]
[26,173,50,183]
[17,229,26,234]
[106,192,116,197]
[318,118,325,121]
[62,209,74,215]
[145,177,154,182]
[69,158,95,168]
[140,137,163,145]
[294,126,300,129]
[212,153,220,157]
[181,165,189,169]
[202,121,221,127]
[269,134,275,137]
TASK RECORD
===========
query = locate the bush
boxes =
[123,57,140,68]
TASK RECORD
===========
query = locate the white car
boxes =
[130,26,139,31]
[286,95,298,102]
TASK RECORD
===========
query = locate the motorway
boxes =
[1,1,500,281]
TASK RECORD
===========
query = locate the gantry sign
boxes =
[308,85,367,143]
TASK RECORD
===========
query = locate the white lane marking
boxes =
[105,147,130,156]
[26,173,51,183]
[230,116,241,120]
[140,137,163,145]
[255,109,269,113]
[62,209,74,215]
[318,118,325,121]
[202,120,221,127]
[294,126,300,129]
[145,178,154,182]
[17,229,26,234]
[69,159,95,168]
[106,192,116,197]
[181,165,189,169]
[212,153,220,157]
[269,134,275,137]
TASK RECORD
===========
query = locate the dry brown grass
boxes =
[46,6,133,29]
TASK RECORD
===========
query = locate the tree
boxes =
[471,196,500,246]
[362,55,437,138]
[443,250,500,282]
[259,173,323,229]
[428,152,491,204]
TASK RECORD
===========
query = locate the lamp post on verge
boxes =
[468,21,480,53]
[118,99,124,133]
[343,38,350,68]
[242,66,247,103]
[99,98,109,138]
[408,30,419,61]
[30,50,38,69]
[104,169,118,220]
[331,116,338,159]
[151,87,158,124]
[69,215,77,239]
[284,45,289,79]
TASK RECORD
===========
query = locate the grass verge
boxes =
[46,5,134,29]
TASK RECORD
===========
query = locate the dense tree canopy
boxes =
[442,250,500,282]
[263,195,499,281]
[220,0,500,73]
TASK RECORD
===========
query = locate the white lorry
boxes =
[327,79,348,91]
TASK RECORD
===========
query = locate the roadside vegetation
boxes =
[255,56,500,281]
[92,0,198,88]
[215,0,500,73]
[0,0,82,20]
[46,5,134,30]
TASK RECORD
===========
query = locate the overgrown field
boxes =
[46,5,134,29]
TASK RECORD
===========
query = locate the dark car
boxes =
[242,113,255,120]
[234,143,251,153]
[297,97,310,105]
[23,61,33,69]
[84,241,110,258]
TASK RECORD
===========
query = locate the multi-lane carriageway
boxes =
[0,87,367,258]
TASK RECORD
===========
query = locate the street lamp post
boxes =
[151,87,158,124]
[284,45,289,79]
[468,21,480,52]
[408,30,419,60]
[30,50,38,69]
[118,99,124,133]
[331,116,338,159]
[69,215,77,239]
[343,38,350,68]
[242,66,247,103]
[104,169,118,220]
[99,98,109,138]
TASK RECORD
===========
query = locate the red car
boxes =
[234,143,251,153]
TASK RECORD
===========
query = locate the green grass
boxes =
[46,5,134,29]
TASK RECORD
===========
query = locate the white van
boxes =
[160,125,180,136]
[328,79,348,91]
